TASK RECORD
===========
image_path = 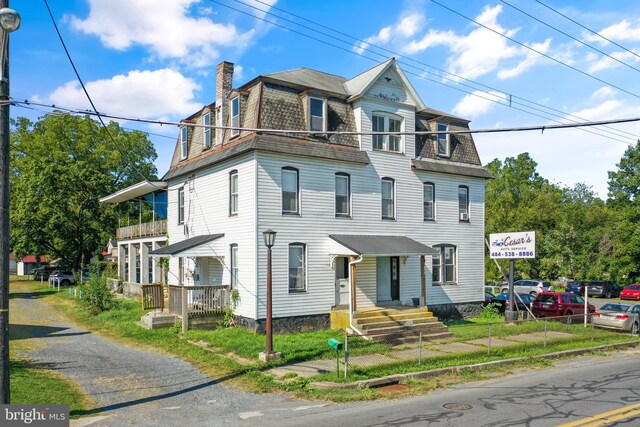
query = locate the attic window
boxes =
[436,123,450,157]
[231,96,240,137]
[372,112,402,153]
[203,112,211,148]
[309,97,326,132]
[180,126,188,160]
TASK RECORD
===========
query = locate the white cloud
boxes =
[567,99,622,121]
[497,39,551,79]
[354,12,426,54]
[68,0,261,68]
[584,19,640,44]
[46,69,202,119]
[591,86,615,98]
[586,50,640,73]
[452,90,507,118]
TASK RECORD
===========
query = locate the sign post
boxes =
[489,231,536,323]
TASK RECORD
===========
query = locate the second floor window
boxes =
[381,177,395,220]
[309,97,326,132]
[229,170,238,215]
[423,182,435,221]
[458,186,469,221]
[335,173,350,217]
[178,188,185,224]
[203,112,211,148]
[289,243,306,292]
[282,167,299,214]
[231,96,240,137]
[437,123,450,157]
[180,126,188,160]
[230,244,238,288]
[372,113,402,153]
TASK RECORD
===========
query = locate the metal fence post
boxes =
[591,319,595,342]
[488,322,492,356]
[418,332,422,368]
[544,319,548,347]
[344,333,349,378]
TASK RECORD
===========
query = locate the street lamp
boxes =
[0,4,20,404]
[259,229,281,361]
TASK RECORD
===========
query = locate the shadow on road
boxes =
[9,289,58,300]
[9,324,91,340]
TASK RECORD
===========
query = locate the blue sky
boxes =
[10,0,640,197]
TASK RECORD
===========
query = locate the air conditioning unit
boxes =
[460,213,469,221]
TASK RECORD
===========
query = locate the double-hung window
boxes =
[203,112,211,148]
[230,244,238,288]
[335,173,350,218]
[381,177,395,220]
[423,182,435,221]
[309,97,326,132]
[288,243,306,292]
[231,96,240,137]
[178,188,185,224]
[180,126,188,160]
[433,244,456,284]
[229,170,238,215]
[372,113,402,153]
[437,123,450,157]
[458,185,469,221]
[282,167,299,214]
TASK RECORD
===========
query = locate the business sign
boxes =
[489,231,536,259]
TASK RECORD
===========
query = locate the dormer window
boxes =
[372,112,402,153]
[309,97,326,132]
[180,126,188,160]
[437,123,450,157]
[203,112,211,148]
[231,96,240,137]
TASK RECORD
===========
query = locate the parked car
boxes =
[585,281,621,298]
[620,284,640,301]
[500,279,554,296]
[592,303,640,335]
[483,292,495,307]
[32,266,57,281]
[565,281,586,295]
[489,293,534,313]
[49,270,76,286]
[531,292,595,323]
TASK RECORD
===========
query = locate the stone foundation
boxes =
[123,281,142,298]
[427,302,483,321]
[236,313,330,334]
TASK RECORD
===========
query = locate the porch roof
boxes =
[100,180,167,204]
[329,235,439,257]
[149,234,224,257]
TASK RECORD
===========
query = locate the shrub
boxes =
[478,302,502,321]
[78,270,115,314]
[221,289,240,328]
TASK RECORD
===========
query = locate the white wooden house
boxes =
[142,59,491,333]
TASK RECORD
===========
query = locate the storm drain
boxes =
[443,403,472,411]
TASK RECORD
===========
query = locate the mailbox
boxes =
[328,338,343,351]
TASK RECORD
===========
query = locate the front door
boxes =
[390,256,400,301]
[377,257,400,302]
[335,257,349,306]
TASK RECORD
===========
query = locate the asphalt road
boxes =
[257,347,640,427]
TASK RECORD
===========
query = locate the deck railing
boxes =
[116,219,167,240]
[168,285,230,318]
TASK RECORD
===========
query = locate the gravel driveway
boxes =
[11,289,320,426]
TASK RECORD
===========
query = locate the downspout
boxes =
[348,255,366,338]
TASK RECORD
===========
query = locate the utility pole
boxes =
[0,1,21,404]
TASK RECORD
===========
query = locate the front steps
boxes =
[354,307,453,344]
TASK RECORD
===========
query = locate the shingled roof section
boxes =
[415,116,482,165]
[261,68,349,97]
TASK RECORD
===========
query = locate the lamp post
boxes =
[259,229,281,361]
[0,3,20,404]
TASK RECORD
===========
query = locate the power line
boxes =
[430,0,640,100]
[536,0,640,62]
[501,0,640,74]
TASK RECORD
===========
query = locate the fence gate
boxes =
[141,284,165,311]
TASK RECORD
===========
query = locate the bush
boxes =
[78,271,115,314]
[477,303,502,321]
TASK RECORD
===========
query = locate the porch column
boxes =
[420,255,426,306]
[140,243,149,284]
[127,243,136,284]
[350,256,357,313]
[151,241,161,284]
[117,244,126,280]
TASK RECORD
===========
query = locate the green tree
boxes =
[9,114,157,276]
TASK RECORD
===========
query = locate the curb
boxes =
[310,340,640,390]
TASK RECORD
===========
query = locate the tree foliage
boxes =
[9,114,157,274]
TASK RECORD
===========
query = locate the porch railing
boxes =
[168,285,230,318]
[141,284,164,311]
[116,219,167,240]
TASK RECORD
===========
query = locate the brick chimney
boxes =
[215,61,234,146]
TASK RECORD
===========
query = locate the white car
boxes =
[500,279,555,296]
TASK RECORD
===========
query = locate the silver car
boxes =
[592,302,640,334]
[500,279,555,296]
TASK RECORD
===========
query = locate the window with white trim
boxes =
[309,97,326,132]
[282,167,299,214]
[178,188,185,224]
[437,123,450,157]
[180,126,188,160]
[423,182,435,221]
[288,243,306,292]
[231,96,240,137]
[372,113,402,152]
[381,177,395,220]
[203,112,211,148]
[230,244,238,288]
[229,170,238,215]
[335,173,350,218]
[458,185,469,221]
[433,244,456,284]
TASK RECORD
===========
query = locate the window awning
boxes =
[100,180,167,204]
[150,234,224,257]
[329,235,439,257]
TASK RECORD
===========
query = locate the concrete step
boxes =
[356,315,437,326]
[359,323,450,336]
[369,331,454,344]
[356,307,432,318]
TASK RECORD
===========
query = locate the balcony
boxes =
[116,219,167,240]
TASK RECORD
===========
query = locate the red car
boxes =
[531,292,595,323]
[620,284,640,301]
